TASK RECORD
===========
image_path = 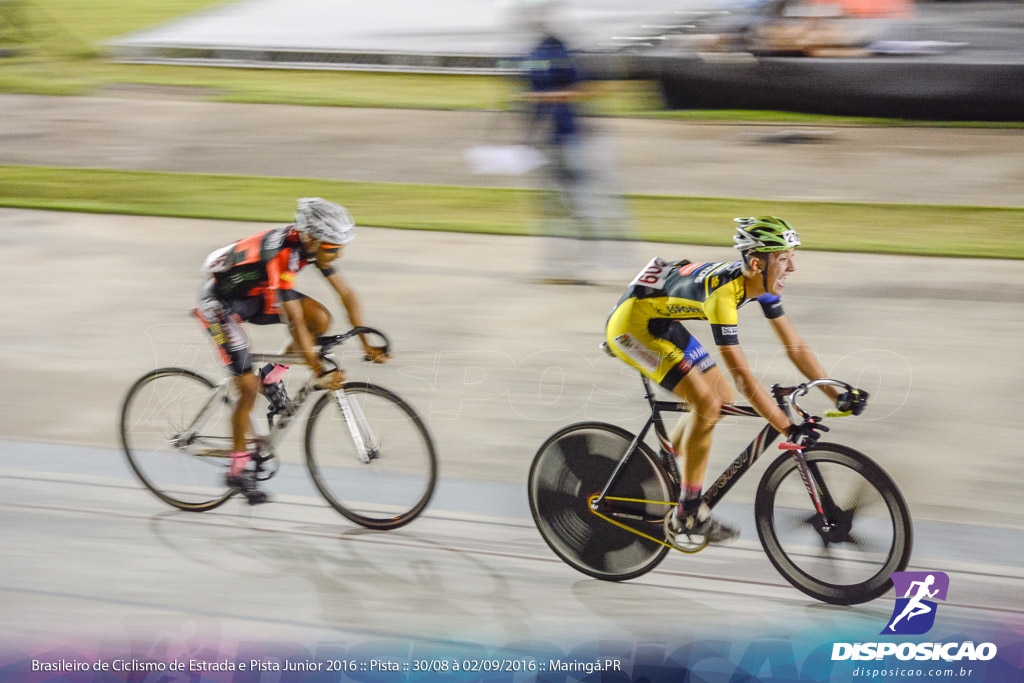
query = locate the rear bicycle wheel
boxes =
[755,443,912,605]
[120,367,236,511]
[528,422,673,581]
[305,382,437,530]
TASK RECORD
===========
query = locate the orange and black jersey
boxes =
[203,226,334,313]
[621,258,785,345]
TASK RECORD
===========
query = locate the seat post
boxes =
[641,374,658,407]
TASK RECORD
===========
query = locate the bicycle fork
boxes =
[333,388,379,463]
[788,449,840,535]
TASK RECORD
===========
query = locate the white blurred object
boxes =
[501,0,576,40]
[463,145,549,175]
[869,40,968,55]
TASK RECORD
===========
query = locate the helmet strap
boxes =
[744,250,770,296]
[762,252,770,294]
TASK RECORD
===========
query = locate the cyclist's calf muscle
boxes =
[233,372,259,453]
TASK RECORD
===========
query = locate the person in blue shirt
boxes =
[521,15,595,284]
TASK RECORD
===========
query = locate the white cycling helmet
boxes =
[294,197,356,246]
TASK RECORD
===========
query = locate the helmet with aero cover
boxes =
[733,216,800,254]
[295,197,356,246]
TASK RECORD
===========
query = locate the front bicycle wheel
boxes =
[120,368,235,511]
[528,422,673,582]
[755,443,912,605]
[305,382,437,530]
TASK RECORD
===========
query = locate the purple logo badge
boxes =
[883,571,950,635]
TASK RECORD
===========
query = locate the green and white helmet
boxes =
[733,216,801,254]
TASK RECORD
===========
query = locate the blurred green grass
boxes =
[2,165,1020,258]
[0,0,223,56]
[1,0,1021,126]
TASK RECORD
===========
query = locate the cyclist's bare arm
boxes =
[767,315,840,402]
[718,343,793,433]
[280,297,345,389]
[324,271,389,362]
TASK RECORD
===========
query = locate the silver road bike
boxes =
[120,326,437,529]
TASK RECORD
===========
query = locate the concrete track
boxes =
[3,443,1022,650]
[2,200,1023,657]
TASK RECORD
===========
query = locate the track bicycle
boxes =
[120,326,437,529]
[528,370,912,605]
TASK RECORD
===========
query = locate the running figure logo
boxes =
[883,571,950,635]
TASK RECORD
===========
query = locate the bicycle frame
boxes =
[175,348,378,462]
[591,376,785,519]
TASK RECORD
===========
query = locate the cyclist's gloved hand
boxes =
[836,388,869,416]
[314,368,346,391]
[363,344,390,364]
[787,417,830,449]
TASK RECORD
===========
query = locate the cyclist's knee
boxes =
[303,298,331,335]
[693,393,723,424]
[676,379,722,425]
[706,367,734,405]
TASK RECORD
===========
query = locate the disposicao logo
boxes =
[831,570,998,662]
[883,571,949,635]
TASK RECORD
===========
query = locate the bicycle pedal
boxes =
[251,453,279,482]
[663,513,711,553]
[226,470,270,504]
[241,489,269,505]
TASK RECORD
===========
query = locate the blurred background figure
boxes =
[511,0,634,285]
[744,0,915,56]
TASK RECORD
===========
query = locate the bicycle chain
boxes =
[587,495,709,554]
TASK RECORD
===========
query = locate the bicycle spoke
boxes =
[121,369,235,511]
[835,478,874,515]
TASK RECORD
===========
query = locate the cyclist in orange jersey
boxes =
[194,198,388,503]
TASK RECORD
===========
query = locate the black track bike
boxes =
[528,372,912,605]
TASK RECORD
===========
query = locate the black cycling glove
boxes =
[835,388,870,416]
[787,417,830,449]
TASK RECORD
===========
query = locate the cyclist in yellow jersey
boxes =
[605,217,867,544]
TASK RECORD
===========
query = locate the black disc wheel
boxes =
[120,368,236,511]
[755,443,912,605]
[305,382,437,529]
[528,422,673,581]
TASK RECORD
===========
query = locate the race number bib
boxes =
[629,257,672,290]
[200,244,233,275]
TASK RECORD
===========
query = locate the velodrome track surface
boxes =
[0,94,1021,654]
[1,208,1022,649]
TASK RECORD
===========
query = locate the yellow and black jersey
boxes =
[616,258,785,346]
